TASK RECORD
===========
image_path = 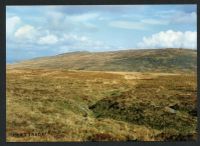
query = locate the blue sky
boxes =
[6,5,197,63]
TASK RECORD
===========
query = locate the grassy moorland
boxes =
[6,49,197,141]
[9,48,196,73]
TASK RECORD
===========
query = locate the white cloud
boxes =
[156,11,197,25]
[6,16,21,35]
[137,30,197,49]
[67,13,100,22]
[109,20,146,30]
[109,18,168,30]
[45,11,65,28]
[140,18,168,25]
[109,11,197,30]
[171,12,197,24]
[38,34,58,45]
[62,34,90,43]
[43,11,98,33]
[14,25,37,40]
[58,33,114,53]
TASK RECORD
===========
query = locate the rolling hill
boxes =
[6,48,197,141]
[8,48,197,73]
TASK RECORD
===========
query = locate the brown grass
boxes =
[6,69,197,141]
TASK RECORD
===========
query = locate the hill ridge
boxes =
[7,48,197,73]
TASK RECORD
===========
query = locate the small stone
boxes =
[164,107,176,114]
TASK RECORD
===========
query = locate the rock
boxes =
[164,107,176,114]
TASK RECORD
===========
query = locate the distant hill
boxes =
[8,48,197,73]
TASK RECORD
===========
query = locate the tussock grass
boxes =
[6,69,197,141]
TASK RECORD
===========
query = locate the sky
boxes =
[6,5,197,63]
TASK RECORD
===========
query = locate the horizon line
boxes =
[6,47,197,65]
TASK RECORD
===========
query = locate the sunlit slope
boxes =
[8,48,197,72]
